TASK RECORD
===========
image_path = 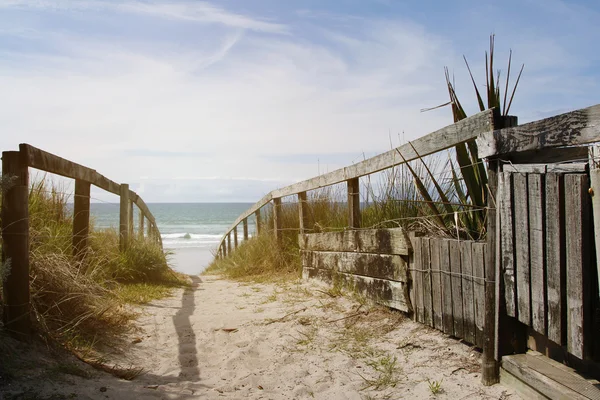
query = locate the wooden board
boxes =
[503,146,590,165]
[410,234,424,323]
[449,240,464,339]
[500,367,548,400]
[545,173,566,345]
[513,173,531,326]
[503,163,587,174]
[421,238,433,327]
[301,251,408,282]
[429,238,443,331]
[302,267,411,312]
[564,174,591,360]
[461,241,476,345]
[528,173,547,336]
[477,104,600,158]
[299,228,411,255]
[472,242,486,348]
[499,171,517,317]
[439,239,454,335]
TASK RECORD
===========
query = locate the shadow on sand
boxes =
[173,275,202,381]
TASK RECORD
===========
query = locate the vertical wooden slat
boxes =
[147,216,152,239]
[1,151,31,338]
[473,242,486,348]
[565,174,591,360]
[227,232,232,255]
[119,184,130,251]
[273,198,282,243]
[138,209,144,240]
[347,178,361,229]
[255,209,262,236]
[440,239,453,335]
[72,179,91,259]
[588,146,600,304]
[545,173,565,345]
[233,226,238,250]
[461,240,476,345]
[243,218,249,241]
[499,172,516,317]
[222,242,227,257]
[449,240,464,339]
[430,238,443,331]
[298,191,309,235]
[128,200,134,237]
[411,235,424,323]
[513,173,531,326]
[421,238,433,327]
[528,173,547,336]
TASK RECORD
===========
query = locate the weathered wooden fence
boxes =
[217,103,600,386]
[1,143,162,338]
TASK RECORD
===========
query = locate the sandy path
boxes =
[3,275,521,399]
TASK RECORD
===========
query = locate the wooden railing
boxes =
[1,143,162,338]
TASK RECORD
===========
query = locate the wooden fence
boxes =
[1,143,162,338]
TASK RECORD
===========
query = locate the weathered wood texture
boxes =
[243,218,249,241]
[301,251,408,282]
[461,240,477,345]
[503,163,588,174]
[513,173,531,326]
[439,239,453,335]
[473,242,486,348]
[528,174,546,336]
[477,104,600,158]
[299,229,410,255]
[499,172,516,318]
[347,178,361,229]
[430,238,443,331]
[1,151,31,338]
[449,240,464,339]
[73,179,91,258]
[589,146,600,307]
[255,209,262,236]
[233,226,238,249]
[298,191,309,234]
[411,234,424,323]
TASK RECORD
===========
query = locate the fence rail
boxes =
[1,143,162,338]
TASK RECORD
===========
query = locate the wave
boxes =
[161,233,223,240]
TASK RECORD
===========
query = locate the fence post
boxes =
[347,178,361,229]
[1,151,31,338]
[222,241,227,257]
[128,199,134,238]
[243,218,249,241]
[138,209,145,240]
[255,209,262,236]
[298,191,309,235]
[72,179,91,259]
[119,184,130,251]
[234,226,238,250]
[589,146,600,302]
[227,232,232,255]
[273,198,282,243]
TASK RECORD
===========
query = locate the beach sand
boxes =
[1,275,520,399]
[168,247,214,275]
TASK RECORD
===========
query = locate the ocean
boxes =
[90,203,254,275]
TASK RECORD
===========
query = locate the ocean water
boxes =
[90,203,254,275]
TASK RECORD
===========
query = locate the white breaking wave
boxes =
[161,233,222,240]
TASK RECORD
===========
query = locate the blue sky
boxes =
[0,0,598,202]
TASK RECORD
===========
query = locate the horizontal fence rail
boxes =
[1,143,162,338]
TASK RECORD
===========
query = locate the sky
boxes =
[0,0,598,202]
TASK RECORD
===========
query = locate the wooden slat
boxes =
[546,173,566,345]
[499,171,517,317]
[449,240,464,339]
[503,163,587,174]
[528,174,547,336]
[440,239,453,335]
[430,238,443,331]
[499,367,548,400]
[302,267,411,312]
[20,143,121,195]
[461,241,476,345]
[299,229,411,255]
[477,104,600,158]
[513,173,531,326]
[473,242,486,348]
[412,235,424,323]
[420,238,433,327]
[503,146,590,165]
[301,250,408,282]
[565,174,591,360]
[220,110,497,246]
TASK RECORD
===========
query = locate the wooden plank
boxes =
[1,151,31,338]
[411,234,424,323]
[589,146,600,304]
[298,191,309,235]
[502,354,596,400]
[429,238,443,331]
[119,184,130,251]
[255,209,262,236]
[298,229,411,255]
[565,174,591,360]
[499,171,517,317]
[243,218,249,241]
[477,104,600,158]
[545,173,566,345]
[301,250,408,282]
[233,226,238,250]
[503,163,588,174]
[19,143,121,195]
[513,173,531,326]
[439,239,453,335]
[473,242,486,348]
[499,368,548,400]
[503,146,590,165]
[347,178,361,229]
[301,266,411,312]
[227,232,232,255]
[449,240,464,339]
[528,173,547,336]
[461,240,476,345]
[72,179,91,259]
[421,238,433,327]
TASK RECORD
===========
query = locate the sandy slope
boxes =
[1,275,520,399]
